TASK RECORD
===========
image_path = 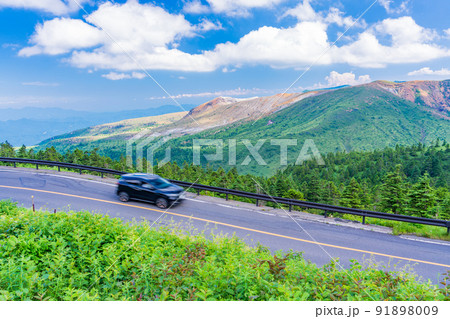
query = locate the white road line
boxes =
[256,212,276,216]
[399,235,450,247]
[0,169,116,186]
[217,203,255,212]
[186,198,207,203]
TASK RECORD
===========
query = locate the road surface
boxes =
[0,167,449,285]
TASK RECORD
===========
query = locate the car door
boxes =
[125,179,145,200]
[139,181,158,202]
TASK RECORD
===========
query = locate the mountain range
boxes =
[0,104,195,146]
[37,79,450,175]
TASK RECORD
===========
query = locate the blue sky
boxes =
[0,0,449,111]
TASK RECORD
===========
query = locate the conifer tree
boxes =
[0,141,14,157]
[340,178,363,208]
[17,145,27,158]
[323,181,340,205]
[306,173,322,202]
[380,165,406,214]
[407,173,437,218]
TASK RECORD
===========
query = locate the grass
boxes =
[0,200,448,301]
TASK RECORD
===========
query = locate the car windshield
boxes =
[149,177,172,189]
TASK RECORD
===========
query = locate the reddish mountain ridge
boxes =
[371,80,450,117]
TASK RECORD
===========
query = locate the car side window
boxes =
[127,180,141,186]
[141,182,154,189]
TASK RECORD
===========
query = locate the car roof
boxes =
[121,173,160,180]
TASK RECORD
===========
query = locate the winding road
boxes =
[0,167,449,285]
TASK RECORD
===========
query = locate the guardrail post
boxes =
[289,204,292,212]
[256,199,259,207]
[79,169,82,175]
[36,164,38,170]
[362,215,366,225]
[226,194,228,201]
[58,167,60,172]
[197,189,200,196]
[101,172,104,178]
[324,211,328,218]
[13,162,16,168]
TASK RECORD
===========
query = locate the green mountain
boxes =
[148,82,449,175]
[37,80,450,176]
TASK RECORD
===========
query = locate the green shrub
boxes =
[0,200,447,301]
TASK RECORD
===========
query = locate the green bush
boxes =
[0,200,448,301]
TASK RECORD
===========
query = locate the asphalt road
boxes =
[0,167,449,285]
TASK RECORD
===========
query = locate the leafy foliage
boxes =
[0,201,447,301]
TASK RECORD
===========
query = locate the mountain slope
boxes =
[373,80,450,116]
[37,80,450,176]
[37,91,320,155]
[38,111,187,157]
[152,83,450,175]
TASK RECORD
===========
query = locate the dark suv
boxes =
[116,173,185,208]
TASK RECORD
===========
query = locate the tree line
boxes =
[1,140,449,220]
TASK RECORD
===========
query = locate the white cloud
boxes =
[222,67,236,73]
[324,71,371,87]
[19,18,104,56]
[0,0,89,15]
[19,1,216,72]
[407,67,450,76]
[102,71,146,80]
[148,87,273,100]
[2,43,20,50]
[378,0,410,14]
[211,21,331,68]
[445,28,450,38]
[283,0,363,28]
[22,81,59,86]
[18,1,450,74]
[297,71,371,91]
[334,17,449,68]
[206,0,286,17]
[195,19,223,32]
[183,0,210,14]
[374,16,436,45]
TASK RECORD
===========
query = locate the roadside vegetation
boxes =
[1,140,449,240]
[0,200,448,301]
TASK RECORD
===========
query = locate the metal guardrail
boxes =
[1,157,449,234]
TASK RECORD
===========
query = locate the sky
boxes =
[0,0,449,112]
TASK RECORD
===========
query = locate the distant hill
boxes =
[0,104,195,146]
[38,112,187,157]
[37,91,320,157]
[37,80,450,176]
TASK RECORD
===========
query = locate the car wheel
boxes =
[155,197,168,209]
[119,192,130,202]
